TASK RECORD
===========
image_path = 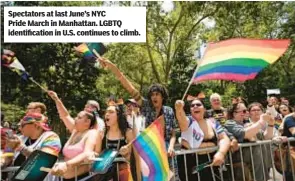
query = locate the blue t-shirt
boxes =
[282,115,295,146]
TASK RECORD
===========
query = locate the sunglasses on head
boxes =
[235,110,247,114]
[20,122,33,128]
[190,103,203,108]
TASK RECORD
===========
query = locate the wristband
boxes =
[268,124,274,127]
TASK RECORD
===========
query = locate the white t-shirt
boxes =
[181,117,205,149]
[181,116,224,149]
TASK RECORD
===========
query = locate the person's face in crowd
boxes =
[126,103,135,115]
[26,103,41,114]
[20,122,35,137]
[279,104,290,116]
[126,102,139,116]
[190,100,205,120]
[233,103,247,122]
[249,105,263,122]
[84,104,95,113]
[105,106,118,127]
[281,99,289,106]
[151,91,163,109]
[270,97,277,105]
[74,111,91,131]
[211,97,221,110]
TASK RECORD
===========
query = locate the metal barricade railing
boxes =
[2,138,295,181]
[171,137,295,181]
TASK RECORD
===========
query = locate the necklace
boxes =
[69,130,88,145]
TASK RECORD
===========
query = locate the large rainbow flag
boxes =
[133,119,169,181]
[194,38,290,82]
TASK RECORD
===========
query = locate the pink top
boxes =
[63,138,85,160]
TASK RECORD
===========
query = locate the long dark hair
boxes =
[106,105,130,137]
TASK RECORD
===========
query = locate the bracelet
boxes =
[268,124,274,127]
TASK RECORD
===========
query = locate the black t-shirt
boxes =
[282,115,295,146]
[13,138,36,166]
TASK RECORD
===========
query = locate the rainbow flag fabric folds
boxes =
[133,119,169,181]
[2,56,29,80]
[194,38,290,82]
[75,43,95,60]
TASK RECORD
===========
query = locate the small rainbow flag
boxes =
[133,119,169,181]
[75,43,96,60]
[194,38,290,82]
[2,56,29,80]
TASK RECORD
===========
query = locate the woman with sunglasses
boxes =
[175,98,230,181]
[224,102,273,181]
[3,113,61,178]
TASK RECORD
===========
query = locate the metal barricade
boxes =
[170,137,295,181]
[2,138,295,181]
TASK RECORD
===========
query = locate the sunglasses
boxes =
[235,110,247,114]
[190,103,203,108]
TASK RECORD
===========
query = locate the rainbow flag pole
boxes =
[182,38,290,100]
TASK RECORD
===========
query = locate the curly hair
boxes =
[147,83,168,105]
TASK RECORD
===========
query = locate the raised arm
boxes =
[98,57,143,106]
[174,100,189,132]
[47,91,75,133]
[244,114,268,139]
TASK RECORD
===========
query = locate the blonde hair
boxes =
[28,102,47,114]
[210,93,221,102]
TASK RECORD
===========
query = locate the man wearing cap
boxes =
[5,113,61,167]
[125,99,145,134]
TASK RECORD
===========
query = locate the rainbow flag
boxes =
[133,119,169,181]
[2,56,29,80]
[75,43,95,60]
[194,38,290,82]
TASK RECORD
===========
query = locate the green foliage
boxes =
[1,102,25,124]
